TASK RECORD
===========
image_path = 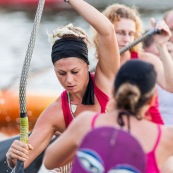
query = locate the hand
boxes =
[151,18,172,47]
[166,41,173,58]
[6,140,33,163]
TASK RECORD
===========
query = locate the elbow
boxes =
[166,88,173,93]
[161,84,173,93]
[165,82,173,93]
[101,22,115,37]
[43,151,55,170]
[43,157,54,170]
[107,23,115,37]
[44,162,52,171]
[43,151,62,170]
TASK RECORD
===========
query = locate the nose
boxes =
[66,73,73,84]
[122,34,131,42]
[170,35,173,42]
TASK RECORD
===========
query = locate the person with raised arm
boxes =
[93,4,173,124]
[44,60,173,173]
[6,0,120,170]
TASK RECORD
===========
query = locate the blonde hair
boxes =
[93,4,143,59]
[115,83,155,118]
[48,23,89,46]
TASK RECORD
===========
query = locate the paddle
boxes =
[90,28,160,72]
[120,28,161,55]
[11,0,45,172]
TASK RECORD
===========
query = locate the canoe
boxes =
[0,0,70,10]
[0,0,62,6]
[0,134,58,173]
[0,90,57,136]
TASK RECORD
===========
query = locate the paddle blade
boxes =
[11,161,24,173]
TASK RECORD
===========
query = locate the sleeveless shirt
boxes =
[131,52,164,124]
[61,73,109,127]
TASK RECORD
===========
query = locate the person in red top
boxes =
[6,0,120,170]
[93,4,173,124]
[44,60,173,173]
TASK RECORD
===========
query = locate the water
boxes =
[0,9,88,92]
[0,5,171,173]
[0,7,165,90]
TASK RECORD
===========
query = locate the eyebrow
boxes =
[57,67,80,72]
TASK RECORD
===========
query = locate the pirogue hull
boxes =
[0,90,57,135]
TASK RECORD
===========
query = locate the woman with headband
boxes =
[44,60,173,173]
[6,0,120,170]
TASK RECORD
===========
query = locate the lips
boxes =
[66,85,75,90]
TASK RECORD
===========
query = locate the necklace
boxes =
[67,92,77,119]
[67,92,102,119]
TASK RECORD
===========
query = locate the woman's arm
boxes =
[67,0,120,95]
[152,19,173,92]
[43,111,94,169]
[6,99,65,169]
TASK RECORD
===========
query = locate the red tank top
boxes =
[61,73,109,128]
[130,52,164,124]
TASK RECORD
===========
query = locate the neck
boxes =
[120,51,131,65]
[68,72,90,104]
[67,92,82,105]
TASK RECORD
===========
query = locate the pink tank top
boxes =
[146,125,161,173]
[131,52,164,124]
[91,113,100,128]
[61,73,109,128]
[91,112,161,173]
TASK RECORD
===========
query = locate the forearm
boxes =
[158,44,173,92]
[67,0,114,36]
[23,130,54,168]
[44,140,74,169]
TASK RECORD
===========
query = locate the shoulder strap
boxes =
[152,125,162,151]
[61,90,73,128]
[130,51,138,59]
[90,73,109,113]
[91,113,100,128]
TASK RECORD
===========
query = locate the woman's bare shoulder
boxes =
[35,95,66,132]
[139,52,161,64]
[70,111,98,128]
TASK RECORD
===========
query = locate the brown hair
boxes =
[115,83,155,118]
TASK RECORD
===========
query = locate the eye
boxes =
[58,72,66,76]
[76,149,105,173]
[71,71,78,74]
[116,30,124,36]
[129,32,135,37]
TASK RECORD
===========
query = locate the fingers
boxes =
[151,17,158,28]
[6,140,33,162]
[166,42,173,56]
[28,144,34,150]
[152,19,171,36]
